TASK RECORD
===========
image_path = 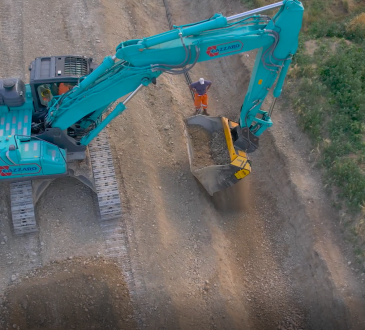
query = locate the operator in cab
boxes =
[189,78,212,115]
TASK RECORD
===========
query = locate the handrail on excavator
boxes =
[227,1,284,21]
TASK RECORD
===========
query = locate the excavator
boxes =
[0,0,304,234]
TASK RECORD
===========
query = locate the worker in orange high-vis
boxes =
[189,78,212,115]
[58,82,73,95]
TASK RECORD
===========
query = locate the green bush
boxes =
[321,43,365,146]
[328,159,365,207]
[308,18,365,43]
[242,0,365,208]
[289,39,365,208]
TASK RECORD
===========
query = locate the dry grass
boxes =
[354,218,365,245]
[252,0,265,7]
[245,0,365,29]
[347,12,365,34]
[342,0,349,13]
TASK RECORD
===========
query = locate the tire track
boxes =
[103,131,150,330]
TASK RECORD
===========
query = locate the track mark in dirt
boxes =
[0,257,137,330]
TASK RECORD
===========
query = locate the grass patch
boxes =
[289,39,365,209]
[239,1,365,209]
[242,0,365,265]
[242,0,365,30]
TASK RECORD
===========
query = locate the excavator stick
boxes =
[185,115,251,195]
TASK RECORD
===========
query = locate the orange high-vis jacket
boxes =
[58,83,71,95]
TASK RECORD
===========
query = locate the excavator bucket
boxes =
[184,115,251,195]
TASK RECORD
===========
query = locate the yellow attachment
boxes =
[235,168,250,179]
[184,115,252,195]
[234,161,251,179]
[232,154,251,179]
[221,117,251,179]
[221,117,239,162]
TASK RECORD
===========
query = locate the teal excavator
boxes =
[0,1,303,234]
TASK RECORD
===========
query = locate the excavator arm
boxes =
[0,0,303,234]
[46,0,303,152]
[0,0,303,198]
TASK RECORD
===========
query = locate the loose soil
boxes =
[0,257,137,330]
[187,125,214,169]
[210,130,231,165]
[187,125,231,170]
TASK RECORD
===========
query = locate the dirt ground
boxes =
[1,0,365,329]
[0,257,137,330]
[187,125,215,169]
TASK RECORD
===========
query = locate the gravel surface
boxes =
[210,130,231,165]
[187,125,214,169]
[0,0,365,329]
[0,257,137,330]
[187,125,231,169]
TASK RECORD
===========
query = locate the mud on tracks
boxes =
[0,257,137,330]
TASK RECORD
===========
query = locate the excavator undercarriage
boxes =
[7,130,122,235]
[1,56,122,234]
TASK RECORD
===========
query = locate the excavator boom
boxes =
[0,0,303,234]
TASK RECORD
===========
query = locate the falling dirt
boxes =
[0,257,137,330]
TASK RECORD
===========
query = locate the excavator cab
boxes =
[29,56,97,113]
[185,115,252,195]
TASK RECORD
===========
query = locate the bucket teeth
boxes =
[10,181,38,235]
[89,130,122,221]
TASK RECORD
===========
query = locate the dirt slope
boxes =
[0,0,364,329]
[0,257,137,330]
[0,0,107,294]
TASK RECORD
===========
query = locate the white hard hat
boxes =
[199,78,204,84]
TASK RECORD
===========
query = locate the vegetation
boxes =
[246,0,365,209]
[243,0,365,261]
[291,38,365,208]
[292,2,365,208]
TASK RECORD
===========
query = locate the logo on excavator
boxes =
[0,164,41,177]
[206,41,243,57]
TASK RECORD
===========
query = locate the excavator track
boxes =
[10,181,38,235]
[89,129,122,221]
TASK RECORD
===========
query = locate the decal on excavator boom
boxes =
[0,164,41,177]
[206,41,243,57]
